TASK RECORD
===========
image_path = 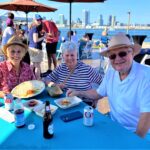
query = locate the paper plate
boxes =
[54,96,82,109]
[34,103,58,117]
[11,80,45,99]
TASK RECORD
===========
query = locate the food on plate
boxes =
[28,100,38,107]
[60,99,71,106]
[26,89,37,96]
[47,85,63,97]
[11,80,45,98]
[36,107,55,117]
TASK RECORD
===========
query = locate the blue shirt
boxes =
[101,36,108,45]
[29,26,42,50]
[97,61,150,132]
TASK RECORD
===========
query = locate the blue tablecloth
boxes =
[0,91,150,149]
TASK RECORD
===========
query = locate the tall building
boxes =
[82,9,90,27]
[59,14,65,25]
[76,18,82,24]
[108,15,112,26]
[98,14,104,26]
[111,16,116,27]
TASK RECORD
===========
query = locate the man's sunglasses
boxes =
[108,51,131,60]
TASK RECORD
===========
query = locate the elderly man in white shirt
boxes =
[67,33,150,140]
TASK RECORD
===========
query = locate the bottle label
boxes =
[48,124,53,134]
[14,109,25,127]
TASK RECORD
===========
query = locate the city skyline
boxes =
[0,0,150,24]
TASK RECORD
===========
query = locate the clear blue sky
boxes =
[1,0,150,24]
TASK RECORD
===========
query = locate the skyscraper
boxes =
[98,14,104,26]
[82,9,90,27]
[108,15,112,26]
[59,14,65,25]
[111,16,116,27]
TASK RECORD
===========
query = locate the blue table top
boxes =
[0,91,150,149]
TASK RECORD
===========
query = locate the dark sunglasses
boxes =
[108,51,131,60]
[37,19,42,21]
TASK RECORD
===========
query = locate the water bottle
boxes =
[14,99,25,128]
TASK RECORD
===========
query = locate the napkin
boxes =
[0,107,15,123]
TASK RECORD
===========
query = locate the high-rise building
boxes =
[76,18,82,24]
[98,14,104,26]
[59,14,65,25]
[111,16,116,27]
[108,15,112,26]
[82,9,90,27]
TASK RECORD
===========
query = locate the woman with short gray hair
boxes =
[61,41,77,53]
[44,41,103,107]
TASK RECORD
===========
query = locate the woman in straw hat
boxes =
[0,35,35,97]
[67,33,150,140]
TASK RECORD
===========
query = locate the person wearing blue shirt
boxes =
[67,33,150,140]
[28,14,46,79]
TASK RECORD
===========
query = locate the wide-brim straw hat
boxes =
[2,35,28,55]
[100,33,141,57]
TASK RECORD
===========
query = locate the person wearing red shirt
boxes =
[43,20,59,72]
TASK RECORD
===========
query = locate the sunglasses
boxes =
[108,51,131,60]
[37,19,42,22]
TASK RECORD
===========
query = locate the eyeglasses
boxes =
[108,50,132,60]
[37,19,42,22]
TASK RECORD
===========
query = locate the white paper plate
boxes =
[23,99,43,110]
[11,80,45,98]
[54,96,82,109]
[34,103,58,117]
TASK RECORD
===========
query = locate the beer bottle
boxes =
[43,101,54,139]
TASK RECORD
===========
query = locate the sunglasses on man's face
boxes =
[108,51,132,60]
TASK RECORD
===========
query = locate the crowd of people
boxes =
[0,12,150,141]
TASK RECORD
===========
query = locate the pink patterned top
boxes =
[0,60,36,93]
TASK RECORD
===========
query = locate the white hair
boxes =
[61,41,77,53]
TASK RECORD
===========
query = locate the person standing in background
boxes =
[28,14,46,79]
[43,20,58,73]
[2,12,15,48]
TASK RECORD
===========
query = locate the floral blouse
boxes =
[0,60,36,93]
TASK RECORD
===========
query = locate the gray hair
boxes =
[61,41,77,53]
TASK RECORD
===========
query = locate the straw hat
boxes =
[2,35,28,55]
[100,33,141,57]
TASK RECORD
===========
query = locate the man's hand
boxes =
[136,112,150,138]
[66,89,80,97]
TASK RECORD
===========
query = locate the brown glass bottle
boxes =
[43,101,54,139]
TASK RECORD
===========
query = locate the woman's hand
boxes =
[56,83,66,89]
[0,91,5,98]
